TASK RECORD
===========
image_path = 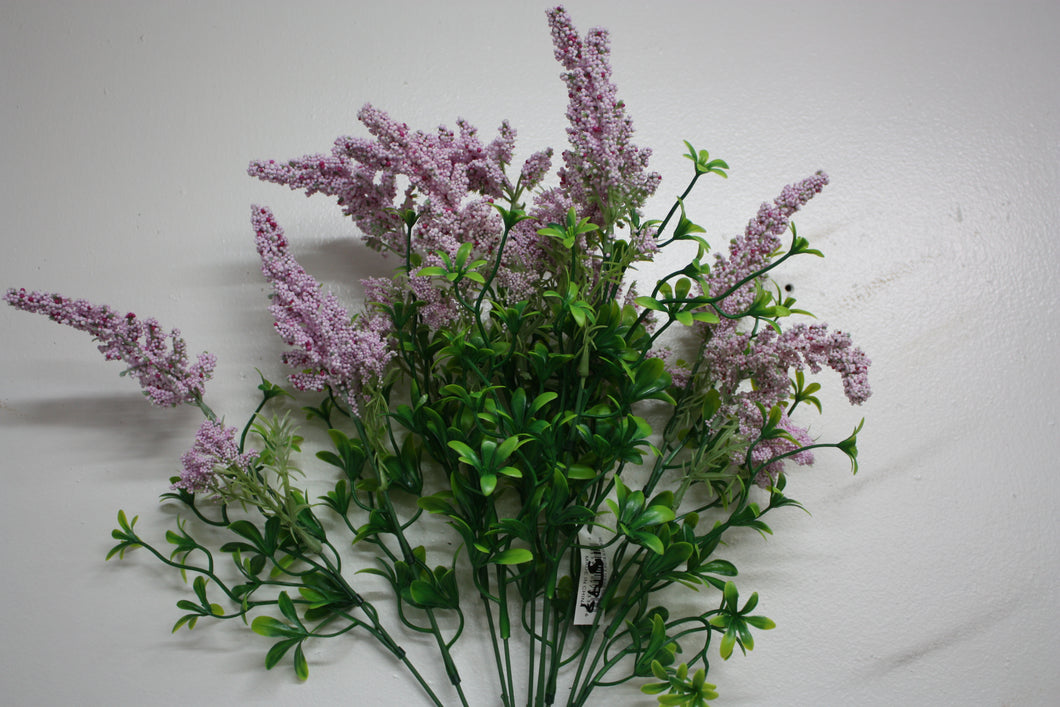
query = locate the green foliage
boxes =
[708,582,776,660]
[538,207,601,250]
[172,576,226,633]
[642,662,719,706]
[683,141,730,178]
[251,593,312,681]
[106,510,141,560]
[418,241,490,286]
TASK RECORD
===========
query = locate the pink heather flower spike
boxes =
[175,419,258,493]
[252,205,394,416]
[780,323,872,406]
[547,6,661,227]
[4,287,215,407]
[517,148,554,192]
[707,171,830,313]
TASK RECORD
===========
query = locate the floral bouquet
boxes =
[6,6,869,706]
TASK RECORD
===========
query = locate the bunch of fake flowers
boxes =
[6,7,869,706]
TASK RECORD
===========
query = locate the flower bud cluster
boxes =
[174,419,258,492]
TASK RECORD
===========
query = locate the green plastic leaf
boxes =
[227,520,266,551]
[708,614,730,629]
[838,419,865,474]
[417,495,455,515]
[293,643,309,681]
[455,241,473,268]
[496,435,526,464]
[719,630,736,660]
[251,616,301,638]
[745,615,776,630]
[637,505,676,527]
[640,682,669,695]
[492,548,534,565]
[723,581,739,613]
[277,591,301,627]
[635,296,666,312]
[566,464,596,480]
[117,510,136,532]
[192,576,209,605]
[634,531,665,555]
[171,614,197,633]
[255,371,290,403]
[699,559,737,576]
[447,440,481,469]
[530,391,558,413]
[674,277,692,301]
[264,637,299,670]
[409,580,450,608]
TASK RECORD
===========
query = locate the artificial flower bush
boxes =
[6,7,869,706]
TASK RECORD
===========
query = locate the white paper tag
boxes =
[573,529,608,626]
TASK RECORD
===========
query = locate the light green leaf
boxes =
[719,630,736,660]
[492,548,534,565]
[447,440,480,468]
[293,643,309,681]
[251,616,300,638]
[634,296,666,312]
[566,464,596,480]
[637,505,676,527]
[723,581,739,613]
[634,531,665,555]
[745,616,776,630]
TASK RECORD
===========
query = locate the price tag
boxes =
[573,528,608,626]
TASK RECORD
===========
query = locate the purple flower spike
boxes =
[709,171,830,313]
[518,148,554,192]
[547,6,660,226]
[175,419,258,493]
[252,205,393,416]
[780,323,872,406]
[4,287,215,407]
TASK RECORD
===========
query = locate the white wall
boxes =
[2,1,1057,705]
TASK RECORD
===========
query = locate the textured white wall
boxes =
[2,1,1058,705]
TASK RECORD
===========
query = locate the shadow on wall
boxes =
[1,392,201,463]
